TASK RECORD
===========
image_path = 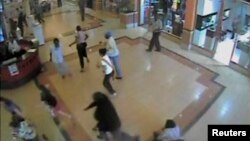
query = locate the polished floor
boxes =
[1,2,250,141]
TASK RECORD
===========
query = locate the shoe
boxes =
[92,127,98,131]
[154,49,161,52]
[80,69,84,72]
[116,77,122,80]
[112,93,117,96]
[146,49,151,52]
[97,135,103,139]
[62,75,65,79]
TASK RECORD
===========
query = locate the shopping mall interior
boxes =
[0,0,249,141]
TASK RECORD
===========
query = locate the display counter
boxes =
[0,42,42,89]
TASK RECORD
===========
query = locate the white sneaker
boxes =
[112,93,117,96]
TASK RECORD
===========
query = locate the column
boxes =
[23,0,30,16]
[181,0,198,50]
[213,0,224,53]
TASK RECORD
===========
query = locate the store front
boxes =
[161,0,186,37]
[138,0,186,36]
[191,0,249,70]
[139,0,151,25]
[229,1,250,69]
[101,0,120,13]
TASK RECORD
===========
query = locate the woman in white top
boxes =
[156,119,183,141]
[98,48,116,96]
[50,38,71,78]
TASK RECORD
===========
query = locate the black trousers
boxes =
[76,42,88,69]
[148,32,161,51]
[103,71,115,94]
[80,9,85,21]
[18,25,24,37]
[35,14,45,23]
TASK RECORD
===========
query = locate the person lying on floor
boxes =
[154,119,184,141]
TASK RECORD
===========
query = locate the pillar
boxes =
[23,0,30,16]
[181,0,198,50]
[213,0,224,53]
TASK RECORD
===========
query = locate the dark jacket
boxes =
[17,12,26,28]
[85,93,121,132]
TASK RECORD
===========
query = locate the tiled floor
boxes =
[1,2,250,141]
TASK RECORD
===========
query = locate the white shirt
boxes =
[101,55,113,75]
[50,44,64,63]
[106,37,119,57]
[75,30,87,44]
[8,40,21,53]
[157,126,181,141]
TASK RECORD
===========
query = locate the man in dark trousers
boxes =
[17,11,27,37]
[34,5,45,23]
[79,0,86,21]
[146,14,163,52]
[69,25,89,72]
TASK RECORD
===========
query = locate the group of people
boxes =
[50,25,123,96]
[83,91,183,141]
[1,8,182,141]
[9,8,28,40]
[1,90,183,141]
[0,97,38,141]
[0,83,71,141]
[8,4,45,41]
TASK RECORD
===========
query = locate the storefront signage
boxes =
[8,63,19,76]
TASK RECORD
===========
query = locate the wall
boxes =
[197,0,220,16]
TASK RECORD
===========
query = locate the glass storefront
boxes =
[139,0,185,36]
[230,3,250,69]
[102,0,135,14]
[159,0,186,37]
[192,0,249,69]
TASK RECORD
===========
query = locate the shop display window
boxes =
[196,13,217,31]
[229,2,250,69]
[159,0,186,37]
[0,1,2,12]
[0,27,4,42]
[143,0,151,24]
[230,19,250,69]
